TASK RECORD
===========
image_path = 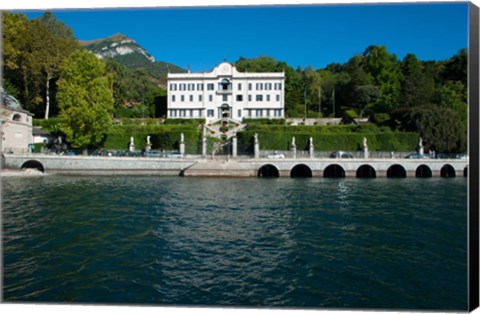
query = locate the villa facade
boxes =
[167,62,285,122]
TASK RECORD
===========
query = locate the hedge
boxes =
[103,125,201,153]
[245,123,387,134]
[237,130,418,152]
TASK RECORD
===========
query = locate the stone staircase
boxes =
[204,118,247,140]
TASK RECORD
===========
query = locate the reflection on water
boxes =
[2,176,468,310]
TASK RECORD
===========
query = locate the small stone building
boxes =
[1,90,34,154]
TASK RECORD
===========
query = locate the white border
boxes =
[0,1,478,314]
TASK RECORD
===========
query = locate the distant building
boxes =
[167,62,285,122]
[0,90,34,154]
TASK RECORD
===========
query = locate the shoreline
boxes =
[0,168,46,177]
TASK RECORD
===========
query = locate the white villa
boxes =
[167,62,285,122]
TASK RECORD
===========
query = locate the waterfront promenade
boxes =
[2,154,468,178]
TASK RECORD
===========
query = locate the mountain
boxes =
[80,33,186,86]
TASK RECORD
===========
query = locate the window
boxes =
[199,110,203,117]
[256,94,263,102]
[247,109,252,117]
[209,95,213,102]
[199,95,203,101]
[197,83,204,91]
[179,83,186,91]
[170,83,177,91]
[171,110,177,117]
[207,109,214,117]
[219,79,231,91]
[222,95,228,101]
[12,114,21,122]
[188,83,195,91]
[237,83,242,90]
[275,109,282,117]
[265,83,272,90]
[238,109,242,118]
[256,83,263,90]
[236,95,243,101]
[172,95,176,102]
[266,109,271,117]
[248,95,252,102]
[189,109,193,117]
[274,83,282,90]
[179,109,186,117]
[248,83,252,91]
[207,83,215,91]
[256,109,263,117]
[266,95,270,101]
[276,94,280,102]
[181,95,185,102]
[189,95,193,102]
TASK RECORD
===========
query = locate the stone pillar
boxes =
[309,137,314,159]
[363,137,368,159]
[179,132,185,156]
[232,134,237,158]
[202,127,207,158]
[254,133,259,159]
[291,136,297,159]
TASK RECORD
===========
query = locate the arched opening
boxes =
[258,164,279,178]
[416,165,432,178]
[324,164,345,178]
[12,114,21,122]
[21,160,44,173]
[219,78,231,91]
[220,103,230,118]
[387,164,406,178]
[464,166,468,177]
[441,164,456,178]
[356,165,376,178]
[290,164,312,178]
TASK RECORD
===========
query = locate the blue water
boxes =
[2,176,468,310]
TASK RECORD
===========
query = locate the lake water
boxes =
[1,175,468,310]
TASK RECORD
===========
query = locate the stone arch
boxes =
[416,165,432,178]
[464,166,468,177]
[387,164,406,178]
[356,164,376,178]
[258,164,279,178]
[290,164,312,178]
[324,164,345,178]
[441,164,456,177]
[21,160,44,173]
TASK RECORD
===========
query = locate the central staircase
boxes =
[204,118,247,139]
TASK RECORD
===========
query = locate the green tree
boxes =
[441,49,467,86]
[1,12,42,109]
[29,12,78,119]
[435,80,467,122]
[399,53,435,107]
[395,105,466,153]
[363,45,403,113]
[57,50,114,151]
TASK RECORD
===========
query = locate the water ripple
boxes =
[2,176,468,310]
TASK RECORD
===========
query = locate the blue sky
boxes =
[22,2,469,72]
